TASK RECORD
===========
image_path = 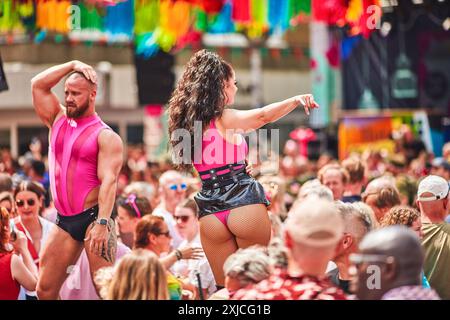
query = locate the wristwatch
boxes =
[95,218,108,226]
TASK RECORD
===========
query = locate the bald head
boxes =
[159,170,183,186]
[360,226,423,281]
[66,72,97,90]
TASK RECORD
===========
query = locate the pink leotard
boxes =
[193,119,248,175]
[48,114,109,216]
[193,119,248,226]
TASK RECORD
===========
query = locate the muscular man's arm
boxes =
[97,130,123,221]
[31,60,97,128]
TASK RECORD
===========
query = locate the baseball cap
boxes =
[417,175,450,202]
[285,199,344,247]
[431,157,450,171]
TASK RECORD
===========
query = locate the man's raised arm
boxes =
[30,60,97,128]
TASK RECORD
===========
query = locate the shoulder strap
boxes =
[14,222,40,266]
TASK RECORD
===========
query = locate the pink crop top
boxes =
[48,114,109,216]
[193,119,248,177]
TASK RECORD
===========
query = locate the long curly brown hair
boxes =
[168,49,233,171]
[0,207,12,253]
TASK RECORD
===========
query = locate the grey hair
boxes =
[351,201,379,229]
[298,184,334,202]
[223,246,272,287]
[335,202,372,240]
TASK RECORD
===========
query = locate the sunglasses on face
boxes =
[156,231,171,238]
[349,253,395,268]
[175,215,191,223]
[168,183,187,191]
[16,199,36,207]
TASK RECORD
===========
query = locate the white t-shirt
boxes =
[16,216,55,299]
[171,233,216,297]
[152,206,183,249]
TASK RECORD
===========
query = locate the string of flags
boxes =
[0,0,383,56]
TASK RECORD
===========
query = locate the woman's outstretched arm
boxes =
[218,94,318,132]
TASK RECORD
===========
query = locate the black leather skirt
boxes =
[194,164,270,218]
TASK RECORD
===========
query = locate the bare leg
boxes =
[37,226,84,300]
[227,204,271,249]
[84,218,117,293]
[199,214,238,287]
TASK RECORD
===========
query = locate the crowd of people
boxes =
[1,135,449,300]
[0,51,449,301]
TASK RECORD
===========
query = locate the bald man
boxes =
[31,61,123,299]
[351,226,440,300]
[152,170,187,249]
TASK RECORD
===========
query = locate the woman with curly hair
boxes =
[380,205,430,288]
[168,49,318,288]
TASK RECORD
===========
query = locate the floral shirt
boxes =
[232,268,347,300]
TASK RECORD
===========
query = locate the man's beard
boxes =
[66,100,89,119]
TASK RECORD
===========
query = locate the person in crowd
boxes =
[0,191,15,218]
[152,170,186,249]
[415,175,450,299]
[362,177,401,222]
[26,160,51,208]
[430,157,450,180]
[362,150,386,179]
[341,157,366,203]
[380,205,430,288]
[328,202,373,294]
[351,201,379,229]
[209,246,272,300]
[59,241,131,300]
[31,60,123,299]
[95,249,169,300]
[133,215,203,300]
[351,226,440,300]
[168,49,318,289]
[395,174,418,207]
[123,181,159,212]
[0,173,13,193]
[0,207,38,300]
[258,175,288,222]
[115,194,152,249]
[318,164,348,201]
[172,198,216,299]
[233,199,347,300]
[13,180,54,299]
[290,182,333,214]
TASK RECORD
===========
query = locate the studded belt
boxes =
[198,161,247,189]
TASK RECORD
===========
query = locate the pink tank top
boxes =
[49,114,109,216]
[193,119,248,177]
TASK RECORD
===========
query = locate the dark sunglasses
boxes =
[16,199,36,207]
[168,183,187,191]
[156,231,171,238]
[175,215,191,223]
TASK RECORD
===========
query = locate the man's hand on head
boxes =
[71,60,98,85]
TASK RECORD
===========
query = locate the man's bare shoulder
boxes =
[98,129,123,149]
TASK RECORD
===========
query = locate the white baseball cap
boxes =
[417,175,450,202]
[285,199,344,247]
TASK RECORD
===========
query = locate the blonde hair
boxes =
[98,249,169,300]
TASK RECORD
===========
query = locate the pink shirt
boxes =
[59,243,131,300]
